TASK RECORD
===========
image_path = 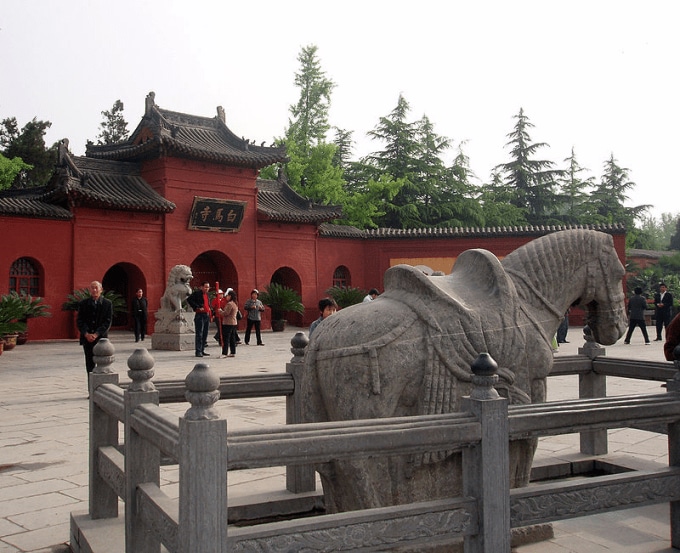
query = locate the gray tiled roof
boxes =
[319,223,626,239]
[0,188,72,220]
[257,178,342,223]
[53,152,176,212]
[0,141,176,217]
[86,92,288,169]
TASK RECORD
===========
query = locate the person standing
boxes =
[187,281,212,357]
[211,289,226,347]
[131,288,148,342]
[624,287,651,345]
[557,308,570,344]
[244,289,265,346]
[654,283,674,341]
[77,281,113,374]
[218,290,238,357]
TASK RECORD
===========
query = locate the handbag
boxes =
[237,309,243,320]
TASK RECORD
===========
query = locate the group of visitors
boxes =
[187,282,265,358]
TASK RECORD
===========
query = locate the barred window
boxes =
[332,266,350,288]
[9,258,41,296]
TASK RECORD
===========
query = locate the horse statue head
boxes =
[502,229,627,349]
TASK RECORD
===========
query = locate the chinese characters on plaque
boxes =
[188,197,246,232]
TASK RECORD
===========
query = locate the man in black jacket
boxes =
[187,281,212,357]
[132,288,148,342]
[654,283,674,341]
[77,281,113,374]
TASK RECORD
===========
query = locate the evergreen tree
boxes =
[0,117,57,188]
[365,95,423,228]
[96,100,129,145]
[589,154,648,233]
[331,127,353,170]
[555,147,594,224]
[495,108,563,225]
[477,170,528,227]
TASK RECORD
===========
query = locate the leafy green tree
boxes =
[670,216,680,251]
[0,117,57,188]
[96,99,129,145]
[0,153,32,191]
[635,213,679,251]
[494,108,563,225]
[287,44,335,158]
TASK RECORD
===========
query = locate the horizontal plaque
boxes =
[188,197,246,232]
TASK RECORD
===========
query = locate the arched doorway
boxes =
[270,266,303,327]
[103,263,146,329]
[190,251,238,297]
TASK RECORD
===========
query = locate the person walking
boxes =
[654,283,674,341]
[624,287,651,345]
[131,288,148,342]
[77,281,113,374]
[187,281,212,357]
[244,289,265,345]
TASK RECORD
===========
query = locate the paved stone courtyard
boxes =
[0,327,676,552]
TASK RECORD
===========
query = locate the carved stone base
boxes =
[151,332,196,351]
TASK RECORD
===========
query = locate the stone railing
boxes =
[70,334,680,553]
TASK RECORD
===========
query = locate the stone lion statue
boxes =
[159,264,193,312]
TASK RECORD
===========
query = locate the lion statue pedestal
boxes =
[151,264,196,351]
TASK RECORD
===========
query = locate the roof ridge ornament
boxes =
[145,91,156,116]
[216,106,225,123]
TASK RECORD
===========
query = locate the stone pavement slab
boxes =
[0,327,677,552]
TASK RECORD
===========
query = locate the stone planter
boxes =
[271,319,286,332]
[2,333,18,351]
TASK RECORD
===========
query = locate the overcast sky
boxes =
[2,1,677,221]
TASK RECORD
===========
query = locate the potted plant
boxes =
[0,293,27,352]
[258,283,304,332]
[325,286,366,309]
[9,292,51,345]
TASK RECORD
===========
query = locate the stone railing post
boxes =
[89,338,119,519]
[462,353,510,553]
[578,325,608,455]
[179,363,228,553]
[286,331,316,493]
[124,348,161,553]
[666,345,680,548]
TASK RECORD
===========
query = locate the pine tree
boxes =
[555,147,594,224]
[589,154,648,230]
[495,108,563,225]
[96,100,129,145]
[365,95,423,228]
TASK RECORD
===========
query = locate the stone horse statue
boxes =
[301,229,627,513]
